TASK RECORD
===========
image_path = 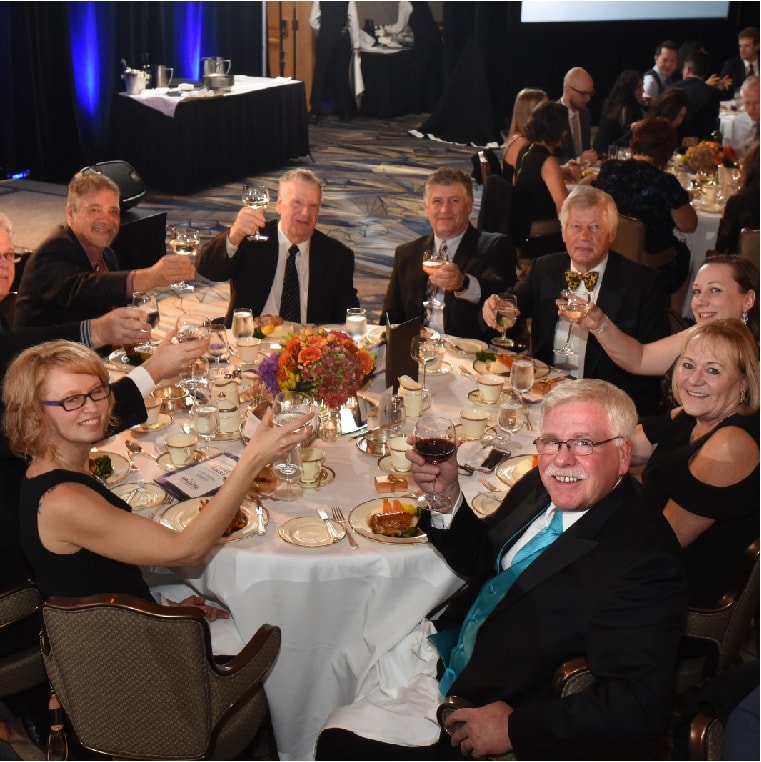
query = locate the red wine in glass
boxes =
[415,437,456,464]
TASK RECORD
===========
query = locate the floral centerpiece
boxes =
[258,327,374,408]
[679,141,738,172]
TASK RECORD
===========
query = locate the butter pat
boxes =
[374,475,408,493]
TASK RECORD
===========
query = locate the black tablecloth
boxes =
[359,50,425,118]
[110,82,309,194]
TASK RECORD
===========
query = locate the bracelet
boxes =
[590,315,609,335]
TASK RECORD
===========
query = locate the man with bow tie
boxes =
[484,186,669,415]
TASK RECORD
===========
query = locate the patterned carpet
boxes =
[0,112,481,322]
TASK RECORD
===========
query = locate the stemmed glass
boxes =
[492,292,518,349]
[495,390,524,453]
[177,320,210,398]
[206,322,228,377]
[194,402,218,456]
[272,392,318,501]
[555,289,592,369]
[413,415,456,513]
[410,335,439,390]
[242,185,270,241]
[422,247,446,310]
[168,226,199,295]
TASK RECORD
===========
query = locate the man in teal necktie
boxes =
[316,379,687,761]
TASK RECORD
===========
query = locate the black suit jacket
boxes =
[511,251,668,415]
[196,219,359,326]
[670,77,721,141]
[557,103,592,161]
[423,472,687,759]
[719,57,753,100]
[14,226,129,328]
[381,224,516,340]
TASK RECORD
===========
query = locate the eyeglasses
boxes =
[569,85,595,98]
[1,251,20,263]
[533,436,622,456]
[41,384,111,412]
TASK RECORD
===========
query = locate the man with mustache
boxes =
[13,171,193,328]
[317,379,687,760]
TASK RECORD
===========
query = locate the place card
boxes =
[155,452,239,501]
[385,317,421,392]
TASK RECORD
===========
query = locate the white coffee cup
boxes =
[460,407,489,440]
[388,436,413,472]
[300,447,325,483]
[477,373,504,404]
[165,432,198,466]
[237,336,261,364]
[211,378,240,406]
[405,388,431,418]
[144,396,161,426]
[217,402,242,434]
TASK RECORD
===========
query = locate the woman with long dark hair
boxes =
[593,69,645,155]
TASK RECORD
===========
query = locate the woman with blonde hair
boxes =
[503,88,548,181]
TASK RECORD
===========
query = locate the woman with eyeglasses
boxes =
[632,319,759,604]
[3,340,311,612]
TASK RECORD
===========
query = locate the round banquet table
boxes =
[104,284,554,760]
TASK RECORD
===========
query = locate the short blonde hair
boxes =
[672,319,759,414]
[0,211,13,236]
[539,378,638,440]
[560,185,619,239]
[2,340,113,458]
[67,171,120,210]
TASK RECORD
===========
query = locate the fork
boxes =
[331,507,359,550]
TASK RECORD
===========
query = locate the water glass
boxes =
[345,307,367,343]
[194,403,218,454]
[231,309,254,340]
[510,358,535,395]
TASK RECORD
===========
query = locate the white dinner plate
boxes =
[495,455,536,488]
[348,499,427,544]
[278,516,345,547]
[112,482,167,512]
[157,498,265,543]
[89,450,130,487]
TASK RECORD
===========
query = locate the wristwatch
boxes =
[454,275,470,294]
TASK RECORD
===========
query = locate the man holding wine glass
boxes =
[196,169,359,327]
[14,171,194,328]
[381,167,515,340]
[482,186,669,415]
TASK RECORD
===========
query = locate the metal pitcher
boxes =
[201,56,231,76]
[152,64,174,88]
[122,68,150,95]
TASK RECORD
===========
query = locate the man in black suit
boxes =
[670,50,722,141]
[557,67,597,164]
[483,186,669,415]
[196,169,359,327]
[719,26,759,100]
[316,379,687,759]
[14,171,193,328]
[381,167,515,339]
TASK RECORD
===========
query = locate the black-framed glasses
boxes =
[569,85,595,98]
[533,436,622,456]
[41,384,111,412]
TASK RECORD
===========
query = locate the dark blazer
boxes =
[720,57,753,99]
[14,226,129,328]
[670,77,721,141]
[196,219,359,326]
[422,472,687,759]
[381,224,516,340]
[512,251,669,415]
[556,103,592,161]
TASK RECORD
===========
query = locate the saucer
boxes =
[471,491,507,518]
[455,423,497,442]
[300,466,335,489]
[132,412,173,434]
[156,449,220,471]
[377,455,413,477]
[467,389,501,408]
[188,421,242,442]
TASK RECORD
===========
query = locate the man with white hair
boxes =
[483,186,669,414]
[736,75,760,153]
[0,212,20,330]
[557,67,598,163]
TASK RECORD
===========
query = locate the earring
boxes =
[740,386,748,404]
[742,310,749,325]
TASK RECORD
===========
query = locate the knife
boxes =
[254,501,266,535]
[317,509,339,543]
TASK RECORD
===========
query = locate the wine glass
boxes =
[413,415,457,513]
[422,247,446,310]
[495,390,523,453]
[206,322,228,376]
[194,402,218,455]
[555,290,592,369]
[168,226,199,295]
[492,292,518,349]
[410,335,439,390]
[242,185,270,241]
[132,291,159,348]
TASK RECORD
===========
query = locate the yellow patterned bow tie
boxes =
[565,270,599,292]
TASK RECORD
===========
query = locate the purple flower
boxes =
[257,352,281,395]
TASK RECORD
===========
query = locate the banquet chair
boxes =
[40,593,281,760]
[0,581,45,699]
[737,229,759,267]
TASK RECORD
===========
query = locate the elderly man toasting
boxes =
[484,186,669,414]
[196,169,359,326]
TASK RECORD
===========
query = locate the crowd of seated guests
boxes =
[715,141,760,255]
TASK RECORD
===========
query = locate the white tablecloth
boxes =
[719,109,755,155]
[680,206,722,317]
[109,285,553,760]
